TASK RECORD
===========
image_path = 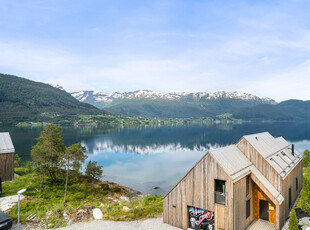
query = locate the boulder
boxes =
[93,208,103,220]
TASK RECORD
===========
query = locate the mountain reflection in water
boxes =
[1,122,310,195]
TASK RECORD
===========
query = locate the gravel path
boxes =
[11,218,180,230]
[57,218,179,230]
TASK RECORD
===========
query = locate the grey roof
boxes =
[243,132,288,158]
[210,145,252,181]
[0,132,15,154]
[250,166,284,204]
[243,132,302,178]
[210,144,284,204]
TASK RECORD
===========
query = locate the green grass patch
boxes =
[2,170,163,228]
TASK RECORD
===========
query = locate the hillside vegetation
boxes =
[104,98,273,118]
[232,100,310,121]
[0,74,106,124]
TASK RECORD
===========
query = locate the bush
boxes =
[303,149,310,168]
[289,209,298,230]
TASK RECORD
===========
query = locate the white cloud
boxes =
[242,59,310,101]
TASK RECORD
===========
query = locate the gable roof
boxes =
[0,132,15,154]
[243,132,287,158]
[242,132,302,178]
[209,145,252,181]
[164,131,295,204]
[209,144,284,204]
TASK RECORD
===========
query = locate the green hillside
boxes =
[0,73,106,124]
[232,100,310,121]
[105,98,271,118]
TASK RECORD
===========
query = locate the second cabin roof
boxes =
[243,132,302,178]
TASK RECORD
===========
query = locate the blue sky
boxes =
[1,0,310,101]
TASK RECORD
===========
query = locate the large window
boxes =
[246,199,251,219]
[214,179,226,205]
[246,176,250,196]
[296,177,298,191]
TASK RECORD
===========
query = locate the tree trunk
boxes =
[64,159,69,203]
[93,177,95,193]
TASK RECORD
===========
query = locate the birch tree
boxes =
[63,143,86,203]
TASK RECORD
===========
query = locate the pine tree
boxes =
[289,209,298,230]
[31,124,65,183]
[85,161,103,193]
[63,143,86,203]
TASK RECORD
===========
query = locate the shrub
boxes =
[303,149,310,168]
[289,209,298,230]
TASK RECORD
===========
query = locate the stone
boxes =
[0,195,25,212]
[92,208,103,220]
[122,206,130,212]
[120,196,130,202]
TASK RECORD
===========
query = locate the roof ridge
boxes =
[209,144,236,152]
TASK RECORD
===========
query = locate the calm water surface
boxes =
[1,122,310,195]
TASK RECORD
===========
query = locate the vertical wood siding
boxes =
[0,152,14,181]
[163,153,233,230]
[236,138,282,192]
[281,160,303,221]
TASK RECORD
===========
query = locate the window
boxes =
[246,176,250,196]
[246,199,251,219]
[296,177,298,191]
[214,179,226,205]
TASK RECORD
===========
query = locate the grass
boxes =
[2,168,163,229]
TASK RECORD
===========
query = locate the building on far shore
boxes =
[163,132,303,230]
[0,132,15,181]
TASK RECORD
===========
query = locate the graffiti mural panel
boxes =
[188,206,214,230]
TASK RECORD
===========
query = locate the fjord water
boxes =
[1,122,310,195]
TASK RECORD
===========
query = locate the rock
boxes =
[92,208,103,220]
[120,196,130,202]
[0,195,25,212]
[69,209,90,223]
[122,206,130,212]
[45,211,53,220]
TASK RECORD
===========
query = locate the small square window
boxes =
[246,199,251,218]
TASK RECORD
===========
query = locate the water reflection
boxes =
[1,122,310,195]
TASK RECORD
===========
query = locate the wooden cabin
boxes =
[163,132,303,230]
[0,132,15,181]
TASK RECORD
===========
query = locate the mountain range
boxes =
[1,73,309,123]
[70,90,279,119]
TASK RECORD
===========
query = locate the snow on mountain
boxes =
[69,90,276,106]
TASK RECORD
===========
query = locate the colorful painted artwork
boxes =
[188,206,214,230]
